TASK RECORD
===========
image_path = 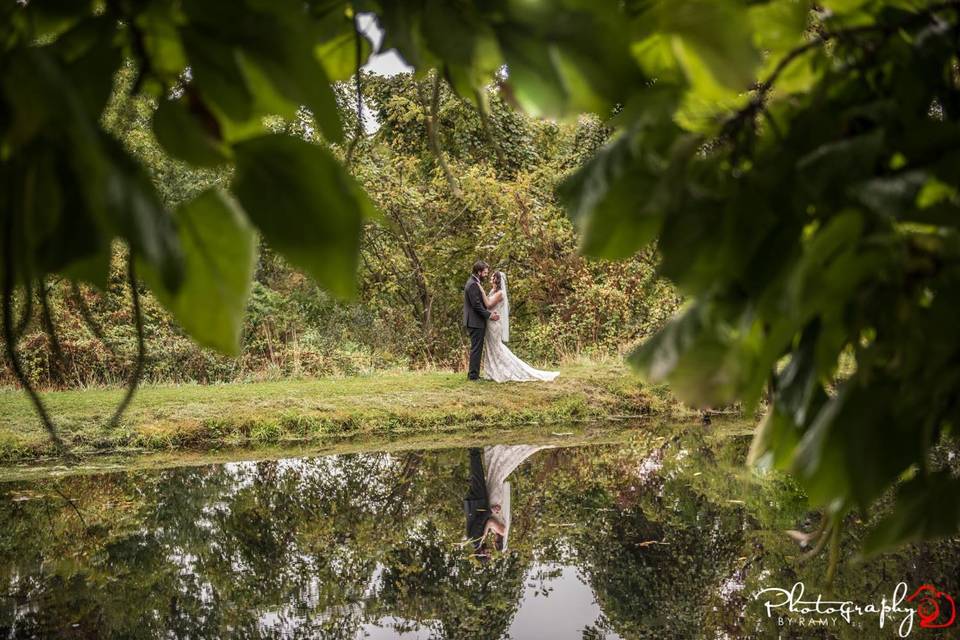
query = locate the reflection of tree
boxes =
[2,431,959,639]
[0,450,517,638]
[374,522,526,640]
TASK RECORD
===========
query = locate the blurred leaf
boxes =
[628,299,767,407]
[797,130,885,198]
[52,16,122,120]
[850,170,927,218]
[16,0,78,39]
[748,1,811,53]
[100,136,184,291]
[142,189,257,355]
[559,88,684,258]
[659,0,762,91]
[421,0,483,70]
[181,28,254,124]
[630,34,682,83]
[136,4,188,80]
[239,20,344,143]
[153,96,232,167]
[316,25,372,82]
[793,378,925,509]
[863,472,960,558]
[232,135,374,298]
[497,27,567,117]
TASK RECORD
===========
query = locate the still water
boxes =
[2,424,958,639]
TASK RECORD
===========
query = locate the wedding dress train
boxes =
[481,298,559,383]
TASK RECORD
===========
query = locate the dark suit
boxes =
[463,275,490,380]
[464,448,491,546]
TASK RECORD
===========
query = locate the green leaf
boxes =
[315,26,372,82]
[658,0,762,91]
[100,136,184,291]
[792,378,925,509]
[52,16,122,120]
[630,34,683,83]
[820,0,872,15]
[242,30,344,143]
[797,130,885,199]
[863,472,960,558]
[26,150,111,288]
[559,90,685,258]
[181,28,254,124]
[232,135,374,298]
[421,0,482,70]
[186,1,344,143]
[497,29,567,117]
[142,189,257,355]
[748,1,811,54]
[137,3,188,81]
[850,170,927,218]
[376,3,431,70]
[628,299,765,407]
[16,0,79,40]
[153,96,232,167]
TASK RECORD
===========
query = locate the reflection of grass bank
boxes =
[1,419,759,483]
[0,362,691,464]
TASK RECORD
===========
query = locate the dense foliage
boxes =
[2,0,960,557]
[0,66,678,388]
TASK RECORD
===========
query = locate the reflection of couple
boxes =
[463,260,560,383]
[464,445,553,557]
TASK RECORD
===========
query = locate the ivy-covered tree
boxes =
[2,0,959,557]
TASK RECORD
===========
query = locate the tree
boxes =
[2,0,959,555]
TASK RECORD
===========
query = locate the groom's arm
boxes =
[468,283,491,320]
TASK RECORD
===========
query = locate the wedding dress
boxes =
[483,444,555,551]
[481,272,559,383]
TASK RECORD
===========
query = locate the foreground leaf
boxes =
[863,472,960,558]
[232,135,374,298]
[141,188,256,355]
[153,96,231,167]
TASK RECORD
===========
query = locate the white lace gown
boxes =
[481,299,559,382]
[483,444,555,550]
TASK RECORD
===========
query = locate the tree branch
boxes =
[418,72,462,199]
[108,254,146,429]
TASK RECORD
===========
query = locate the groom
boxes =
[463,260,499,381]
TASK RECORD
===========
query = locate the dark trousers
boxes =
[466,448,486,501]
[467,326,485,380]
[464,448,489,542]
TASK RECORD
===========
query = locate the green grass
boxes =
[0,362,689,464]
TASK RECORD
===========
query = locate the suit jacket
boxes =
[463,275,490,329]
[464,448,491,542]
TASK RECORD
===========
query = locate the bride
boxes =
[480,271,559,382]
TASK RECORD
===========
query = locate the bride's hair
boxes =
[492,271,503,290]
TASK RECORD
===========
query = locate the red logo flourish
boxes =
[907,584,956,629]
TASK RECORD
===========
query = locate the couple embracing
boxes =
[463,260,559,383]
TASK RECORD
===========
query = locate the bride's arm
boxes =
[486,290,503,307]
[484,517,505,537]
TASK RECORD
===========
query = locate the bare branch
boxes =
[108,254,146,429]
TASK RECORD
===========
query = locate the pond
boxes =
[1,423,958,639]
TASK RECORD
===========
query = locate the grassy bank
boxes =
[0,362,687,463]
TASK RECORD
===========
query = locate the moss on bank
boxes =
[0,363,688,464]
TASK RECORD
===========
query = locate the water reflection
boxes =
[1,425,958,638]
